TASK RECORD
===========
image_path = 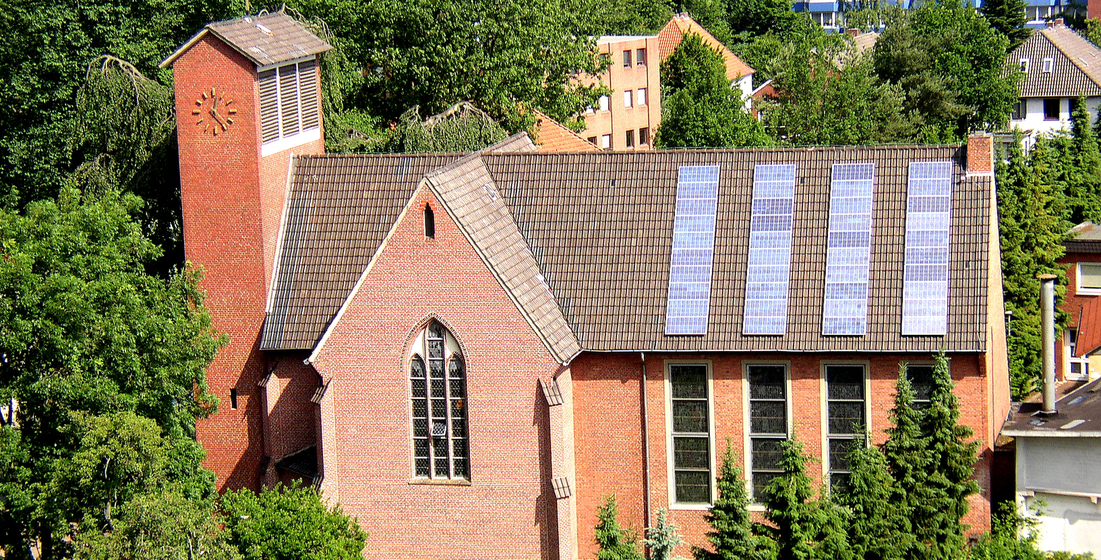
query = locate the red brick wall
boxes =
[263,352,320,486]
[172,34,323,491]
[310,186,562,560]
[572,352,993,559]
[1057,251,1101,378]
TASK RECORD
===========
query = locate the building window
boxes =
[637,48,647,66]
[230,388,238,410]
[626,129,634,148]
[587,136,598,145]
[1044,98,1061,120]
[1011,100,1024,120]
[825,364,866,490]
[625,90,633,108]
[623,49,632,67]
[1020,58,1030,73]
[904,363,935,410]
[670,364,711,504]
[639,127,650,145]
[748,364,787,499]
[1080,262,1101,291]
[600,53,610,67]
[410,320,468,480]
[601,134,611,149]
[258,58,320,150]
[638,88,647,106]
[599,95,610,112]
[424,204,435,239]
[1066,328,1090,380]
[1042,57,1054,73]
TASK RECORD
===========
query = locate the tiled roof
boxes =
[657,14,754,82]
[1066,221,1101,253]
[162,12,331,68]
[531,112,600,153]
[1009,24,1101,98]
[261,154,462,350]
[424,156,582,363]
[264,145,994,354]
[1073,296,1101,355]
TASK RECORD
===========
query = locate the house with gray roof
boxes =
[162,13,1012,559]
[1007,20,1101,144]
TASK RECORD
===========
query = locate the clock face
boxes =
[192,87,237,136]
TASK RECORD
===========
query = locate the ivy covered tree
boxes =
[997,133,1068,398]
[656,33,770,148]
[594,495,645,560]
[693,443,775,560]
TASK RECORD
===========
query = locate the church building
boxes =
[162,13,1011,560]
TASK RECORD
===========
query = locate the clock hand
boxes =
[209,109,226,127]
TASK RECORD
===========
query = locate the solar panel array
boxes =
[902,161,954,335]
[665,165,721,335]
[743,164,797,335]
[822,163,875,335]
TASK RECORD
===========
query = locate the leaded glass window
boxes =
[410,320,468,480]
[748,364,787,499]
[826,364,865,489]
[670,364,711,504]
[905,364,934,410]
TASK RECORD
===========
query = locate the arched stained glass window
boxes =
[410,320,468,480]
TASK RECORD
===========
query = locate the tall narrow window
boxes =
[410,320,468,480]
[626,129,635,148]
[230,388,238,410]
[638,88,647,106]
[639,127,650,145]
[637,48,647,66]
[1067,329,1090,380]
[670,364,711,504]
[599,95,610,112]
[748,364,787,499]
[424,204,435,239]
[825,365,866,489]
[624,90,633,108]
[623,49,632,67]
[904,363,934,409]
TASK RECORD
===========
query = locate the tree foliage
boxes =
[656,33,770,148]
[221,482,368,560]
[0,188,225,558]
[694,443,775,560]
[387,102,509,153]
[594,495,645,560]
[981,0,1031,49]
[645,509,685,560]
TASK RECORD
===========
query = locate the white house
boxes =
[1007,20,1101,145]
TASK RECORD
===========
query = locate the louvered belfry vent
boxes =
[259,69,279,143]
[298,59,319,130]
[257,58,321,152]
[278,64,300,137]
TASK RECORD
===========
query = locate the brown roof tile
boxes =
[162,12,331,69]
[531,112,600,153]
[1010,25,1101,98]
[657,14,754,81]
[264,146,994,354]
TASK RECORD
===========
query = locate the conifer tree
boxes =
[980,0,1031,48]
[595,495,645,560]
[880,368,928,559]
[645,509,685,560]
[762,436,853,560]
[918,352,980,558]
[694,443,776,560]
[836,438,913,560]
[1062,96,1101,224]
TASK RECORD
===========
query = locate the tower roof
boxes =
[161,11,331,69]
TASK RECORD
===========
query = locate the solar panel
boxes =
[823,163,875,336]
[665,165,721,335]
[743,164,797,335]
[902,161,954,335]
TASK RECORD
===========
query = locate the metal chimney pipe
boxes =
[1039,274,1057,415]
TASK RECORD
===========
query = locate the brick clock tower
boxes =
[161,12,331,491]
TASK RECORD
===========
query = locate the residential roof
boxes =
[1065,221,1101,253]
[1002,378,1101,437]
[657,14,754,82]
[263,144,994,354]
[161,11,332,69]
[1008,23,1101,99]
[531,112,600,153]
[851,31,880,55]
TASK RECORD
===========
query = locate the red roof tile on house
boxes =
[532,112,600,153]
[657,13,754,82]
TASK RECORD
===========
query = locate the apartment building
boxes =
[579,35,662,151]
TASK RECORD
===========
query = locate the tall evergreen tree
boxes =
[879,369,928,560]
[694,443,776,560]
[980,0,1031,49]
[1061,96,1101,223]
[997,133,1068,398]
[594,495,645,560]
[918,352,980,558]
[836,438,913,560]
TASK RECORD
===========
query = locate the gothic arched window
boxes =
[410,320,468,479]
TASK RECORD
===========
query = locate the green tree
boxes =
[645,509,685,560]
[72,485,240,560]
[221,482,368,560]
[0,187,225,558]
[656,33,770,148]
[594,495,645,560]
[873,0,1019,141]
[835,437,914,560]
[694,443,775,560]
[879,370,929,560]
[680,0,735,46]
[1060,97,1101,223]
[997,133,1068,399]
[981,0,1031,48]
[761,436,853,560]
[387,102,508,153]
[761,35,914,145]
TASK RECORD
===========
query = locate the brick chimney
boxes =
[967,133,994,176]
[160,13,331,491]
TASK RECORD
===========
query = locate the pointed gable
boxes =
[657,14,754,81]
[161,12,331,69]
[1011,24,1101,98]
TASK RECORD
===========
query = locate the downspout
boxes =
[640,352,651,529]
